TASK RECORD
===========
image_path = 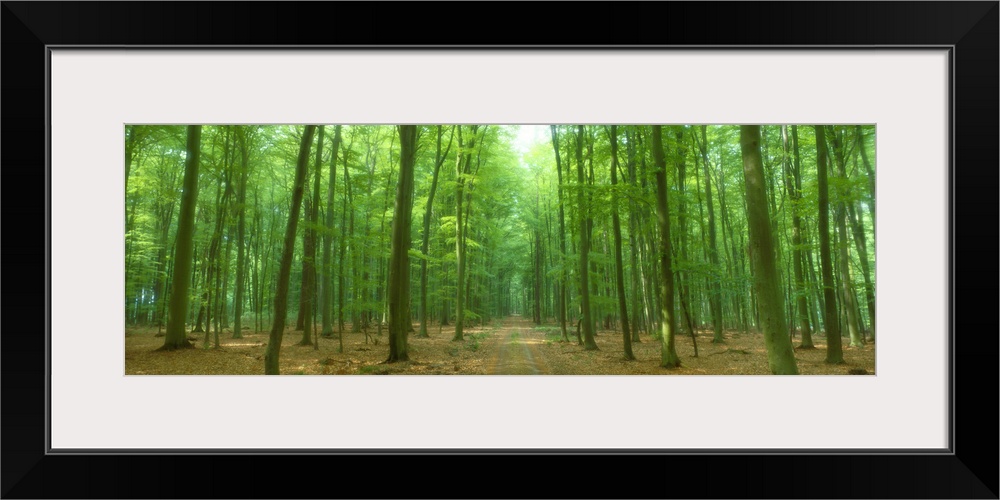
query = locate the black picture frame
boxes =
[3,2,996,498]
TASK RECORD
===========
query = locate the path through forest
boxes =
[125,317,875,375]
[489,317,549,375]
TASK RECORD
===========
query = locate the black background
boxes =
[2,2,997,498]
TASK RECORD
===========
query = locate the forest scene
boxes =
[124,124,875,375]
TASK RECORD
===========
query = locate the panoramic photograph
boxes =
[124,124,875,375]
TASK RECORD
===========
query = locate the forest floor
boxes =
[125,316,875,375]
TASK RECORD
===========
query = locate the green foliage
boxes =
[126,123,875,362]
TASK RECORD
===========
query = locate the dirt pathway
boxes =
[126,316,875,375]
[489,318,550,375]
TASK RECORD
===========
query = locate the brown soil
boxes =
[125,316,875,375]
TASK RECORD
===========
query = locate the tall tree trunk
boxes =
[545,200,555,321]
[532,174,543,325]
[628,212,643,338]
[454,125,475,341]
[815,126,844,364]
[625,127,643,341]
[264,125,316,374]
[574,126,598,350]
[419,126,453,337]
[217,213,233,346]
[651,126,679,367]
[697,126,725,343]
[827,127,864,348]
[299,126,325,346]
[160,126,201,351]
[232,127,250,339]
[386,125,417,362]
[251,202,261,333]
[549,126,570,342]
[220,148,236,337]
[459,132,485,328]
[740,125,798,375]
[608,126,634,360]
[321,126,343,337]
[585,132,600,336]
[376,143,395,334]
[204,132,234,349]
[338,145,354,353]
[533,225,543,325]
[788,126,814,348]
[847,199,876,341]
[564,134,581,341]
[674,128,698,355]
[440,252,450,326]
[639,133,660,334]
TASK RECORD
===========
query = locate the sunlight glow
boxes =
[513,124,549,155]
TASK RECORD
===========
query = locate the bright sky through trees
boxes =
[513,124,549,155]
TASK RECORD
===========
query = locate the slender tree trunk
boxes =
[251,211,260,333]
[625,128,644,341]
[338,145,354,353]
[454,125,475,341]
[459,134,485,328]
[651,126,679,367]
[440,241,450,327]
[299,126,324,346]
[843,249,865,338]
[321,125,343,337]
[740,125,798,375]
[673,128,699,356]
[788,126,814,348]
[418,126,453,338]
[574,126,598,350]
[203,189,220,345]
[696,126,726,343]
[828,127,865,348]
[545,201,555,322]
[533,226,543,324]
[217,215,233,346]
[550,126,570,342]
[815,126,844,364]
[845,171,873,326]
[607,126,634,360]
[160,126,201,351]
[639,134,660,334]
[204,135,234,349]
[264,125,316,374]
[532,174,543,325]
[386,125,417,362]
[585,132,600,336]
[565,135,581,340]
[232,127,250,339]
[376,145,395,333]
